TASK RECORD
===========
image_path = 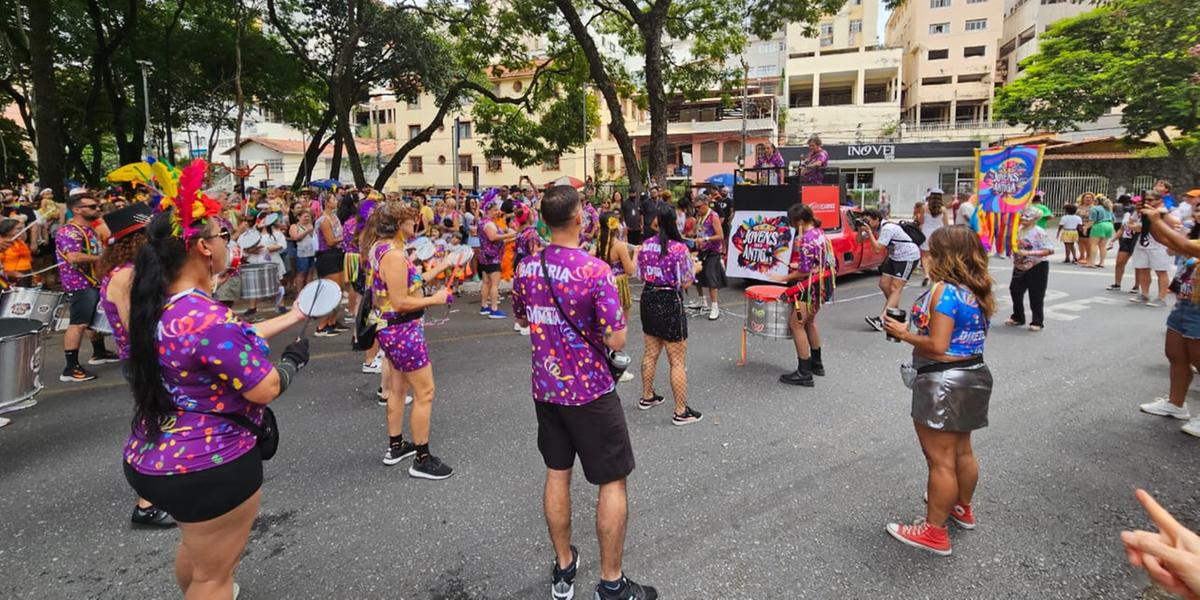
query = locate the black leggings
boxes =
[1010,261,1049,326]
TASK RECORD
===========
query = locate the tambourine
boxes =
[296,279,341,318]
[237,229,262,250]
[257,213,279,228]
[408,236,436,261]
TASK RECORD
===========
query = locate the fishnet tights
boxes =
[642,335,688,414]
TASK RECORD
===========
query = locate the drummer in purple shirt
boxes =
[511,186,658,600]
[56,191,119,382]
[123,203,311,599]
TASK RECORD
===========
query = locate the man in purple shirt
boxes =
[512,186,657,600]
[55,191,118,382]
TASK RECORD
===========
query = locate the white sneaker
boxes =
[685,299,703,310]
[1130,294,1149,303]
[1183,418,1200,438]
[361,360,382,374]
[517,326,530,336]
[0,416,10,428]
[513,322,522,332]
[619,371,635,383]
[708,303,720,321]
[405,394,414,405]
[1140,398,1191,420]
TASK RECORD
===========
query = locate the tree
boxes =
[0,116,36,185]
[24,0,65,199]
[995,0,1200,177]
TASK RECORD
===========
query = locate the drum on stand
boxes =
[0,318,46,413]
[0,287,64,327]
[241,263,280,300]
[738,284,792,367]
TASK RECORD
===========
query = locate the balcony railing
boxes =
[900,120,1011,132]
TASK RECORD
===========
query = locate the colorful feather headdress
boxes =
[107,156,222,245]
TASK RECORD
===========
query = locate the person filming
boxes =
[859,209,921,332]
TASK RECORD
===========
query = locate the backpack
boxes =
[895,221,926,247]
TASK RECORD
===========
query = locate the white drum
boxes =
[240,263,280,299]
[0,318,46,410]
[0,287,63,326]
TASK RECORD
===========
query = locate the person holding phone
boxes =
[881,225,994,556]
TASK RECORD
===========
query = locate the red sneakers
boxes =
[950,503,976,529]
[886,519,952,556]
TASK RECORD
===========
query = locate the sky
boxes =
[878,2,892,43]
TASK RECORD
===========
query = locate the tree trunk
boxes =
[25,0,65,201]
[163,1,186,164]
[329,133,343,181]
[551,0,644,194]
[293,108,335,188]
[331,92,366,187]
[642,19,669,187]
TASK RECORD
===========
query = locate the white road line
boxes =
[829,291,884,304]
[990,265,1119,278]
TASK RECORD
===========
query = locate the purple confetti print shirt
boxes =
[695,209,723,254]
[124,289,273,476]
[478,218,504,265]
[342,216,360,254]
[99,263,132,360]
[370,241,422,320]
[638,237,694,290]
[55,222,100,291]
[792,227,829,274]
[512,245,626,406]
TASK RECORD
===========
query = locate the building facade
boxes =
[784,0,904,145]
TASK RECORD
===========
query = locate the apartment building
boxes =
[885,0,1018,139]
[784,0,903,144]
[997,0,1090,86]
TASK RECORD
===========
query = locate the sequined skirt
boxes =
[640,286,687,342]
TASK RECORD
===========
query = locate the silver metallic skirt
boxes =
[910,355,993,432]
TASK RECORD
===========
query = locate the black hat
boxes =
[102,203,154,244]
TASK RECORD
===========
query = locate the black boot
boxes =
[779,357,815,387]
[810,347,825,377]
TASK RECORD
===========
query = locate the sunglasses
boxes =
[77,203,100,210]
[204,230,232,242]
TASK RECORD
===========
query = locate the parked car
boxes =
[825,206,887,276]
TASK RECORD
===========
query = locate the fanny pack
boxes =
[386,310,425,327]
[203,409,279,461]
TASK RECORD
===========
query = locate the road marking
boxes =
[829,291,883,304]
[990,265,1118,278]
[1041,295,1131,321]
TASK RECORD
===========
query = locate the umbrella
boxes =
[309,178,342,190]
[705,173,740,188]
[546,175,585,189]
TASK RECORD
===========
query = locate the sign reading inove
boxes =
[780,140,981,164]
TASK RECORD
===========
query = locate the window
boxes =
[929,22,949,34]
[723,140,743,163]
[513,80,523,92]
[820,22,833,46]
[606,155,616,173]
[928,48,949,60]
[958,73,987,83]
[968,0,986,3]
[699,141,719,163]
[408,125,421,140]
[458,154,472,172]
[849,20,862,34]
[265,158,284,173]
[407,98,420,110]
[964,45,986,57]
[456,121,472,140]
[543,154,560,170]
[965,18,987,31]
[409,156,423,173]
[921,76,953,85]
[487,156,502,172]
[930,0,950,7]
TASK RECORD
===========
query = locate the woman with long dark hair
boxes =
[918,192,949,286]
[772,204,835,387]
[96,203,174,529]
[882,225,995,556]
[597,209,637,382]
[463,196,481,278]
[637,203,703,425]
[124,203,310,597]
[369,201,455,478]
[313,193,346,336]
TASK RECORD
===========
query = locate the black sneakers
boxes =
[864,316,884,332]
[409,454,453,480]
[671,406,703,426]
[60,365,96,382]
[637,394,664,410]
[382,441,416,465]
[87,350,120,366]
[551,545,579,600]
[593,576,658,600]
[131,504,176,528]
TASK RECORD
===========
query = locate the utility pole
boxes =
[136,59,153,155]
[451,117,460,192]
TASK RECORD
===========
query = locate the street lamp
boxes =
[135,59,153,155]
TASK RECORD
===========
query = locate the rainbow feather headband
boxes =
[107,156,221,244]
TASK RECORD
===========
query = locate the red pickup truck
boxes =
[825,206,888,276]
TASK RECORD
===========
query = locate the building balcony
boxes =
[630,95,777,138]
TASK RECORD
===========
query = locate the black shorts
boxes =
[534,391,634,485]
[1119,236,1135,254]
[478,262,500,274]
[315,249,344,277]
[67,287,100,326]
[790,275,833,308]
[123,447,263,523]
[880,258,918,281]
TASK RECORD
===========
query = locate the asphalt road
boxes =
[0,259,1195,599]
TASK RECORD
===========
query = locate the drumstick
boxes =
[297,283,323,339]
[12,261,66,279]
[8,221,35,241]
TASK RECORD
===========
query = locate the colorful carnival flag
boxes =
[974,145,1045,214]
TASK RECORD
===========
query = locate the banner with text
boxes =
[725,212,794,282]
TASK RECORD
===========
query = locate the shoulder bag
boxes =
[539,250,631,380]
[204,408,279,461]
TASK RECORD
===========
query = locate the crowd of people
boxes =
[6,167,1200,597]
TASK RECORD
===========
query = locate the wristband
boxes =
[274,358,299,394]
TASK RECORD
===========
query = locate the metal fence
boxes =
[1036,171,1110,214]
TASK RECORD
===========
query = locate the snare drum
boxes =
[240,263,280,299]
[0,318,46,410]
[0,287,64,326]
[90,304,113,334]
[744,285,792,340]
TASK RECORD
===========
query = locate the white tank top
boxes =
[920,212,945,249]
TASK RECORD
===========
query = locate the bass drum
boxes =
[0,318,46,410]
